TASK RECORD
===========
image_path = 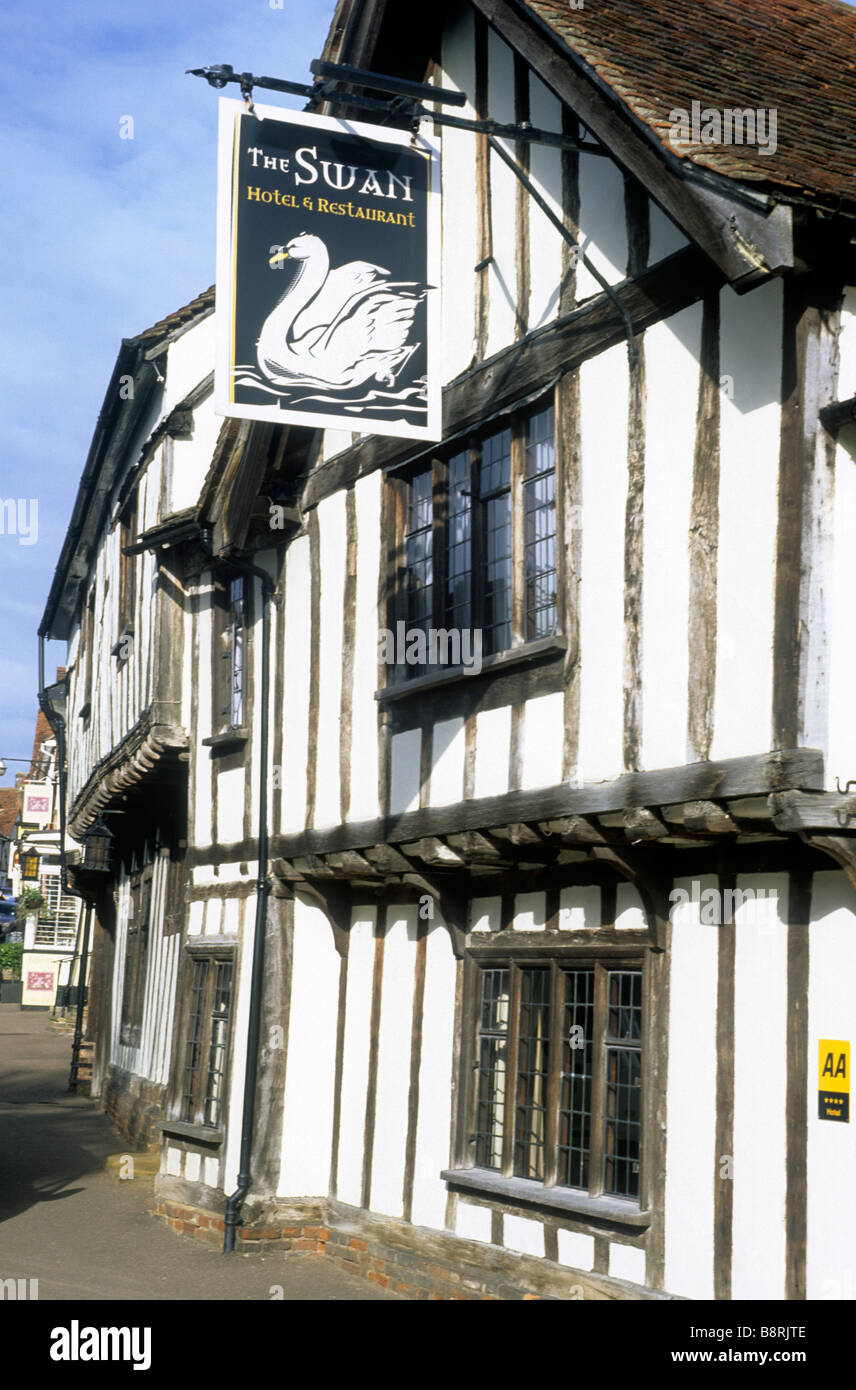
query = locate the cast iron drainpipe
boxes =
[223,557,274,1253]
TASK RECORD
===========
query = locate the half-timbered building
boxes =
[43,0,856,1300]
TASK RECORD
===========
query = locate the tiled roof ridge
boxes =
[135,285,215,344]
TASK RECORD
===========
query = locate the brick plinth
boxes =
[148,1199,563,1300]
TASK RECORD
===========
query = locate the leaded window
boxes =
[213,576,246,734]
[119,869,151,1049]
[181,956,234,1131]
[472,960,643,1201]
[393,400,558,679]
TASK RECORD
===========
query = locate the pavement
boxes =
[0,1003,400,1301]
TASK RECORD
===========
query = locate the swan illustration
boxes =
[256,232,426,392]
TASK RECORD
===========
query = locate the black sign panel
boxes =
[216,100,440,440]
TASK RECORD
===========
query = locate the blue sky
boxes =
[0,0,336,782]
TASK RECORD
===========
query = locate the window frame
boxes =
[448,943,653,1228]
[388,393,562,685]
[207,572,250,748]
[115,490,138,659]
[170,944,236,1140]
[119,864,152,1050]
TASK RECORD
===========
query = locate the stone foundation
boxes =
[102,1064,166,1148]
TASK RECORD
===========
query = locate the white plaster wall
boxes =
[711,281,781,761]
[559,885,600,931]
[281,536,311,833]
[193,585,213,847]
[806,872,856,1299]
[109,877,130,1066]
[731,873,788,1299]
[527,76,564,331]
[609,1243,646,1284]
[369,908,417,1218]
[616,882,645,931]
[648,201,688,263]
[204,898,223,936]
[474,706,511,799]
[162,312,215,414]
[439,5,478,381]
[314,493,346,828]
[826,435,856,789]
[520,691,563,790]
[251,554,276,842]
[336,910,376,1207]
[558,1229,594,1271]
[390,728,421,814]
[410,924,457,1229]
[277,900,340,1196]
[429,717,465,806]
[577,342,628,783]
[838,288,856,398]
[471,896,501,933]
[455,1201,492,1243]
[486,29,517,358]
[170,396,223,513]
[223,893,257,1194]
[664,877,718,1299]
[641,306,701,770]
[187,900,204,936]
[504,1214,545,1257]
[321,429,352,462]
[217,766,244,844]
[514,891,545,932]
[576,147,627,300]
[348,473,381,821]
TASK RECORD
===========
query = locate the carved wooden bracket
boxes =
[800,832,856,895]
[588,845,671,949]
[290,881,352,957]
[399,870,468,959]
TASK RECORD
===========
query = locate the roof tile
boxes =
[524,0,856,204]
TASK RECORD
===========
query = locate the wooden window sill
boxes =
[158,1118,224,1147]
[201,727,249,752]
[441,1167,650,1229]
[377,634,567,704]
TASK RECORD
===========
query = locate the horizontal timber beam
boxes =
[257,748,823,865]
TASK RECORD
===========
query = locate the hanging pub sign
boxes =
[215,98,441,441]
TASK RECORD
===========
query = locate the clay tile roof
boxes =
[0,788,20,840]
[136,286,215,344]
[523,0,856,205]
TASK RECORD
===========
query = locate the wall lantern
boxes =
[81,816,113,875]
[21,849,40,881]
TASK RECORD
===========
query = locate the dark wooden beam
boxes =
[771,790,856,832]
[819,394,856,433]
[687,293,720,762]
[268,749,824,861]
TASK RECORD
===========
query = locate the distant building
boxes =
[8,678,82,1005]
